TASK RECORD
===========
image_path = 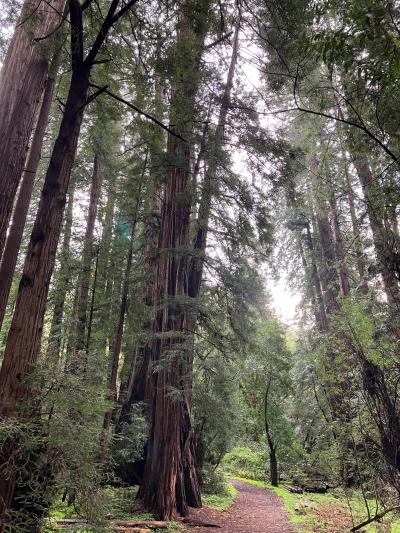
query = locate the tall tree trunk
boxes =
[336,91,400,305]
[97,174,117,352]
[352,150,400,307]
[103,168,144,432]
[45,183,75,362]
[343,155,368,294]
[328,190,351,296]
[138,2,211,518]
[0,0,133,511]
[0,55,58,330]
[0,63,90,527]
[73,153,102,366]
[0,0,65,259]
[103,219,137,433]
[303,221,328,332]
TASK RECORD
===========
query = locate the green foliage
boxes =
[221,447,268,481]
[201,482,237,511]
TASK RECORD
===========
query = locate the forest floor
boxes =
[185,479,294,533]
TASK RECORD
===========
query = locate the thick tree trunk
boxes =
[139,132,201,518]
[120,5,211,519]
[0,0,65,259]
[0,58,58,330]
[0,66,90,525]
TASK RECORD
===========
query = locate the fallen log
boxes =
[284,485,303,494]
[111,521,168,528]
[54,518,166,530]
[111,526,151,533]
[55,519,87,525]
[54,524,150,533]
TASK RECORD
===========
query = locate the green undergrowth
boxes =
[230,476,400,532]
[201,481,237,511]
[44,487,185,533]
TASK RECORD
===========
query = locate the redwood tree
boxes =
[0,0,65,259]
[0,55,59,330]
[0,0,140,522]
[138,1,212,518]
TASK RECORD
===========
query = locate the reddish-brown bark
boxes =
[352,153,400,307]
[0,58,58,330]
[0,66,89,527]
[0,0,142,519]
[0,0,65,259]
[137,3,213,518]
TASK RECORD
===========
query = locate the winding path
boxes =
[186,479,295,533]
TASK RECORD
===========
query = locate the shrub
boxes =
[221,447,267,480]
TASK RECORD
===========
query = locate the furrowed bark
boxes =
[138,1,212,518]
[0,65,90,528]
[0,0,137,519]
[0,54,59,331]
[0,0,65,259]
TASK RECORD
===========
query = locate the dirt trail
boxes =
[185,479,295,533]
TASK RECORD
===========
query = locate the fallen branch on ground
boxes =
[350,506,400,531]
[54,518,167,530]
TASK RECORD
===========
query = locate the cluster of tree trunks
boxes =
[0,0,140,526]
[297,136,400,485]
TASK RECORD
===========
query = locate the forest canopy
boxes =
[0,0,399,532]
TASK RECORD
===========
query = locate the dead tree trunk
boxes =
[0,0,65,259]
[0,56,58,330]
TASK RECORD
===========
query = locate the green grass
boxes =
[202,481,237,511]
[229,476,400,532]
[44,488,185,532]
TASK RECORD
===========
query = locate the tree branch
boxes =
[351,506,400,531]
[89,83,186,141]
[84,0,140,68]
[293,67,398,164]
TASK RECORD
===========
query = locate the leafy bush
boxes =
[221,447,267,480]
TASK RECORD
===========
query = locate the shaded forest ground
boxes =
[187,479,294,533]
[190,478,400,533]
